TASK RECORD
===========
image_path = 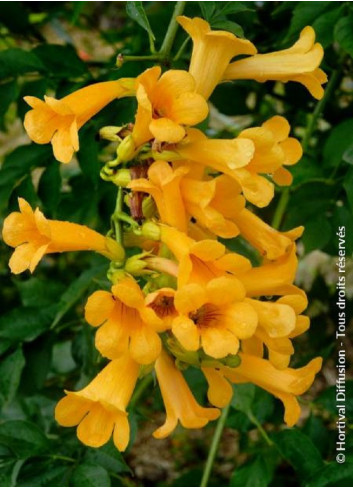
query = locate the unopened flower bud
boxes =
[117,135,136,163]
[116,53,124,68]
[223,354,241,368]
[112,169,131,187]
[142,196,157,218]
[99,126,123,142]
[125,254,149,275]
[141,221,160,241]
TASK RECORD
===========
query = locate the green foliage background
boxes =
[0,1,352,486]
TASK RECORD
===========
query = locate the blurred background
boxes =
[0,1,352,486]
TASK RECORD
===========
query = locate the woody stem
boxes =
[159,1,186,58]
[200,403,230,487]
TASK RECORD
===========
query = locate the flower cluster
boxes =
[2,17,325,452]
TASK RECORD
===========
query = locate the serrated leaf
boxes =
[71,463,111,487]
[271,429,324,482]
[51,265,106,328]
[0,420,49,459]
[0,48,44,79]
[0,348,25,406]
[126,1,155,50]
[334,14,353,57]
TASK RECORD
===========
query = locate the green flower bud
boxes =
[141,221,160,241]
[99,126,123,142]
[112,169,131,187]
[142,196,157,218]
[117,135,135,163]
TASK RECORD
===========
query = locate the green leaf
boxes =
[71,463,111,487]
[334,14,353,58]
[312,6,344,48]
[323,118,353,169]
[212,19,244,37]
[32,44,88,78]
[15,277,65,308]
[271,429,324,482]
[316,381,353,418]
[17,460,69,487]
[302,216,332,252]
[0,348,25,406]
[51,265,106,328]
[199,1,216,21]
[343,142,353,165]
[85,442,131,474]
[0,420,49,458]
[126,2,155,48]
[21,334,53,393]
[231,383,255,414]
[230,454,276,487]
[0,48,44,79]
[343,167,353,211]
[286,2,332,40]
[0,144,52,212]
[77,126,100,184]
[307,459,353,486]
[218,2,253,16]
[0,305,57,344]
[38,161,62,213]
[0,80,17,129]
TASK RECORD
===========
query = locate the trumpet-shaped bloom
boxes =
[224,26,326,99]
[153,350,220,438]
[128,160,189,232]
[173,277,258,358]
[85,277,164,364]
[177,16,257,99]
[223,353,322,426]
[130,161,245,238]
[24,79,135,163]
[234,207,303,260]
[202,366,234,408]
[132,67,208,146]
[164,128,255,174]
[2,198,123,274]
[55,353,139,451]
[237,245,298,297]
[160,225,251,287]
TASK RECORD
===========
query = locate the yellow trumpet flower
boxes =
[223,353,322,426]
[153,350,220,439]
[55,353,139,451]
[132,66,208,146]
[177,16,257,99]
[24,79,135,163]
[2,198,123,274]
[173,276,258,358]
[85,277,164,364]
[224,26,327,99]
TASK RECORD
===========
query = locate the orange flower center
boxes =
[150,295,176,318]
[189,303,220,328]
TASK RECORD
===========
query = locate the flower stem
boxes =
[130,373,154,409]
[271,65,341,230]
[159,1,186,58]
[200,403,230,487]
[113,187,124,245]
